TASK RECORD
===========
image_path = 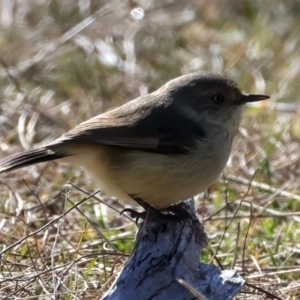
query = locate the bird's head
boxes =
[161,72,270,135]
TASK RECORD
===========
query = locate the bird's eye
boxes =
[213,94,224,103]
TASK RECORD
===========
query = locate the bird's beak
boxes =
[235,93,270,105]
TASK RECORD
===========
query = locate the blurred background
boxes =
[0,0,300,299]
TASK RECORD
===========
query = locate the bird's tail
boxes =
[0,146,68,173]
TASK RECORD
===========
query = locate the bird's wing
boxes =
[0,98,207,173]
[53,104,206,155]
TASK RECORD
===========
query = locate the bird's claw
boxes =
[165,204,194,222]
[120,208,147,224]
[121,198,194,225]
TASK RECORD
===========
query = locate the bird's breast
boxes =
[65,132,232,208]
[107,137,232,208]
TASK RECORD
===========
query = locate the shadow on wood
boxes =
[101,199,244,300]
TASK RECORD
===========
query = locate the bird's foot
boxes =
[121,197,193,224]
[120,205,164,224]
[161,202,194,222]
[120,208,147,224]
[120,197,162,224]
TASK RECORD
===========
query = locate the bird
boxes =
[0,72,269,209]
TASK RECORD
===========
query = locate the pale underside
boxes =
[62,138,231,208]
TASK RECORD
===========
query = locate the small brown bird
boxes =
[0,72,269,208]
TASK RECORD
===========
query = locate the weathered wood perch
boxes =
[101,200,244,300]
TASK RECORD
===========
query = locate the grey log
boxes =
[101,200,244,300]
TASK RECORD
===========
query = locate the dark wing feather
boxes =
[53,104,206,155]
[0,148,66,173]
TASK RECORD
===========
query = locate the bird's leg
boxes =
[132,197,151,211]
[163,202,194,221]
[120,197,160,224]
[120,197,193,224]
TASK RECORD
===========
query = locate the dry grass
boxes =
[0,0,299,299]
